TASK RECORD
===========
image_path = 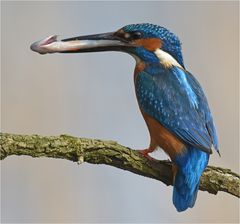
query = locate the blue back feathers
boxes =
[135,65,219,153]
[122,23,185,67]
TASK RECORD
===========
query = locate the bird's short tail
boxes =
[172,147,209,212]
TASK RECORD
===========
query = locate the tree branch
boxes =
[1,132,239,198]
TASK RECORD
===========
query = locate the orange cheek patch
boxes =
[133,38,162,51]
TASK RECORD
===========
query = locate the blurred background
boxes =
[1,1,239,223]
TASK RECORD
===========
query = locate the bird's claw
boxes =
[138,149,156,161]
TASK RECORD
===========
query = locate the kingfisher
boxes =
[31,23,219,212]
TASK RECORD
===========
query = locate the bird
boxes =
[31,23,219,212]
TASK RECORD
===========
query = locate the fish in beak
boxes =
[30,32,133,54]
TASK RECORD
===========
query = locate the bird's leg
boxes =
[138,140,157,160]
[139,148,155,159]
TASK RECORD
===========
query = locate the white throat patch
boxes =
[154,49,182,69]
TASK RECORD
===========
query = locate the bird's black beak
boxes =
[30,32,132,54]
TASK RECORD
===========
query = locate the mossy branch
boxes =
[1,132,239,198]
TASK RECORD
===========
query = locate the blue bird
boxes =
[31,23,219,212]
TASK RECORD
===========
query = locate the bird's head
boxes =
[31,23,184,68]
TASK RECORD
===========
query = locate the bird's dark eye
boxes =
[131,31,143,39]
[115,30,143,41]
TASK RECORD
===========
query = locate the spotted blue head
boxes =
[31,23,184,68]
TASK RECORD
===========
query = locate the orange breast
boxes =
[134,61,146,82]
[141,111,186,160]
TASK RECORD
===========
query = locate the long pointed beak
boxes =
[30,32,132,54]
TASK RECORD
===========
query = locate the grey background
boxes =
[1,1,239,223]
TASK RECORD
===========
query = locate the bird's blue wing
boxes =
[185,72,219,151]
[135,65,219,153]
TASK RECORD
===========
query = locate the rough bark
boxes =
[1,132,239,197]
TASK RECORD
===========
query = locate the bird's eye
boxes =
[117,30,143,41]
[131,31,142,39]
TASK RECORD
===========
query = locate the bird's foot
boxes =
[138,148,155,161]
